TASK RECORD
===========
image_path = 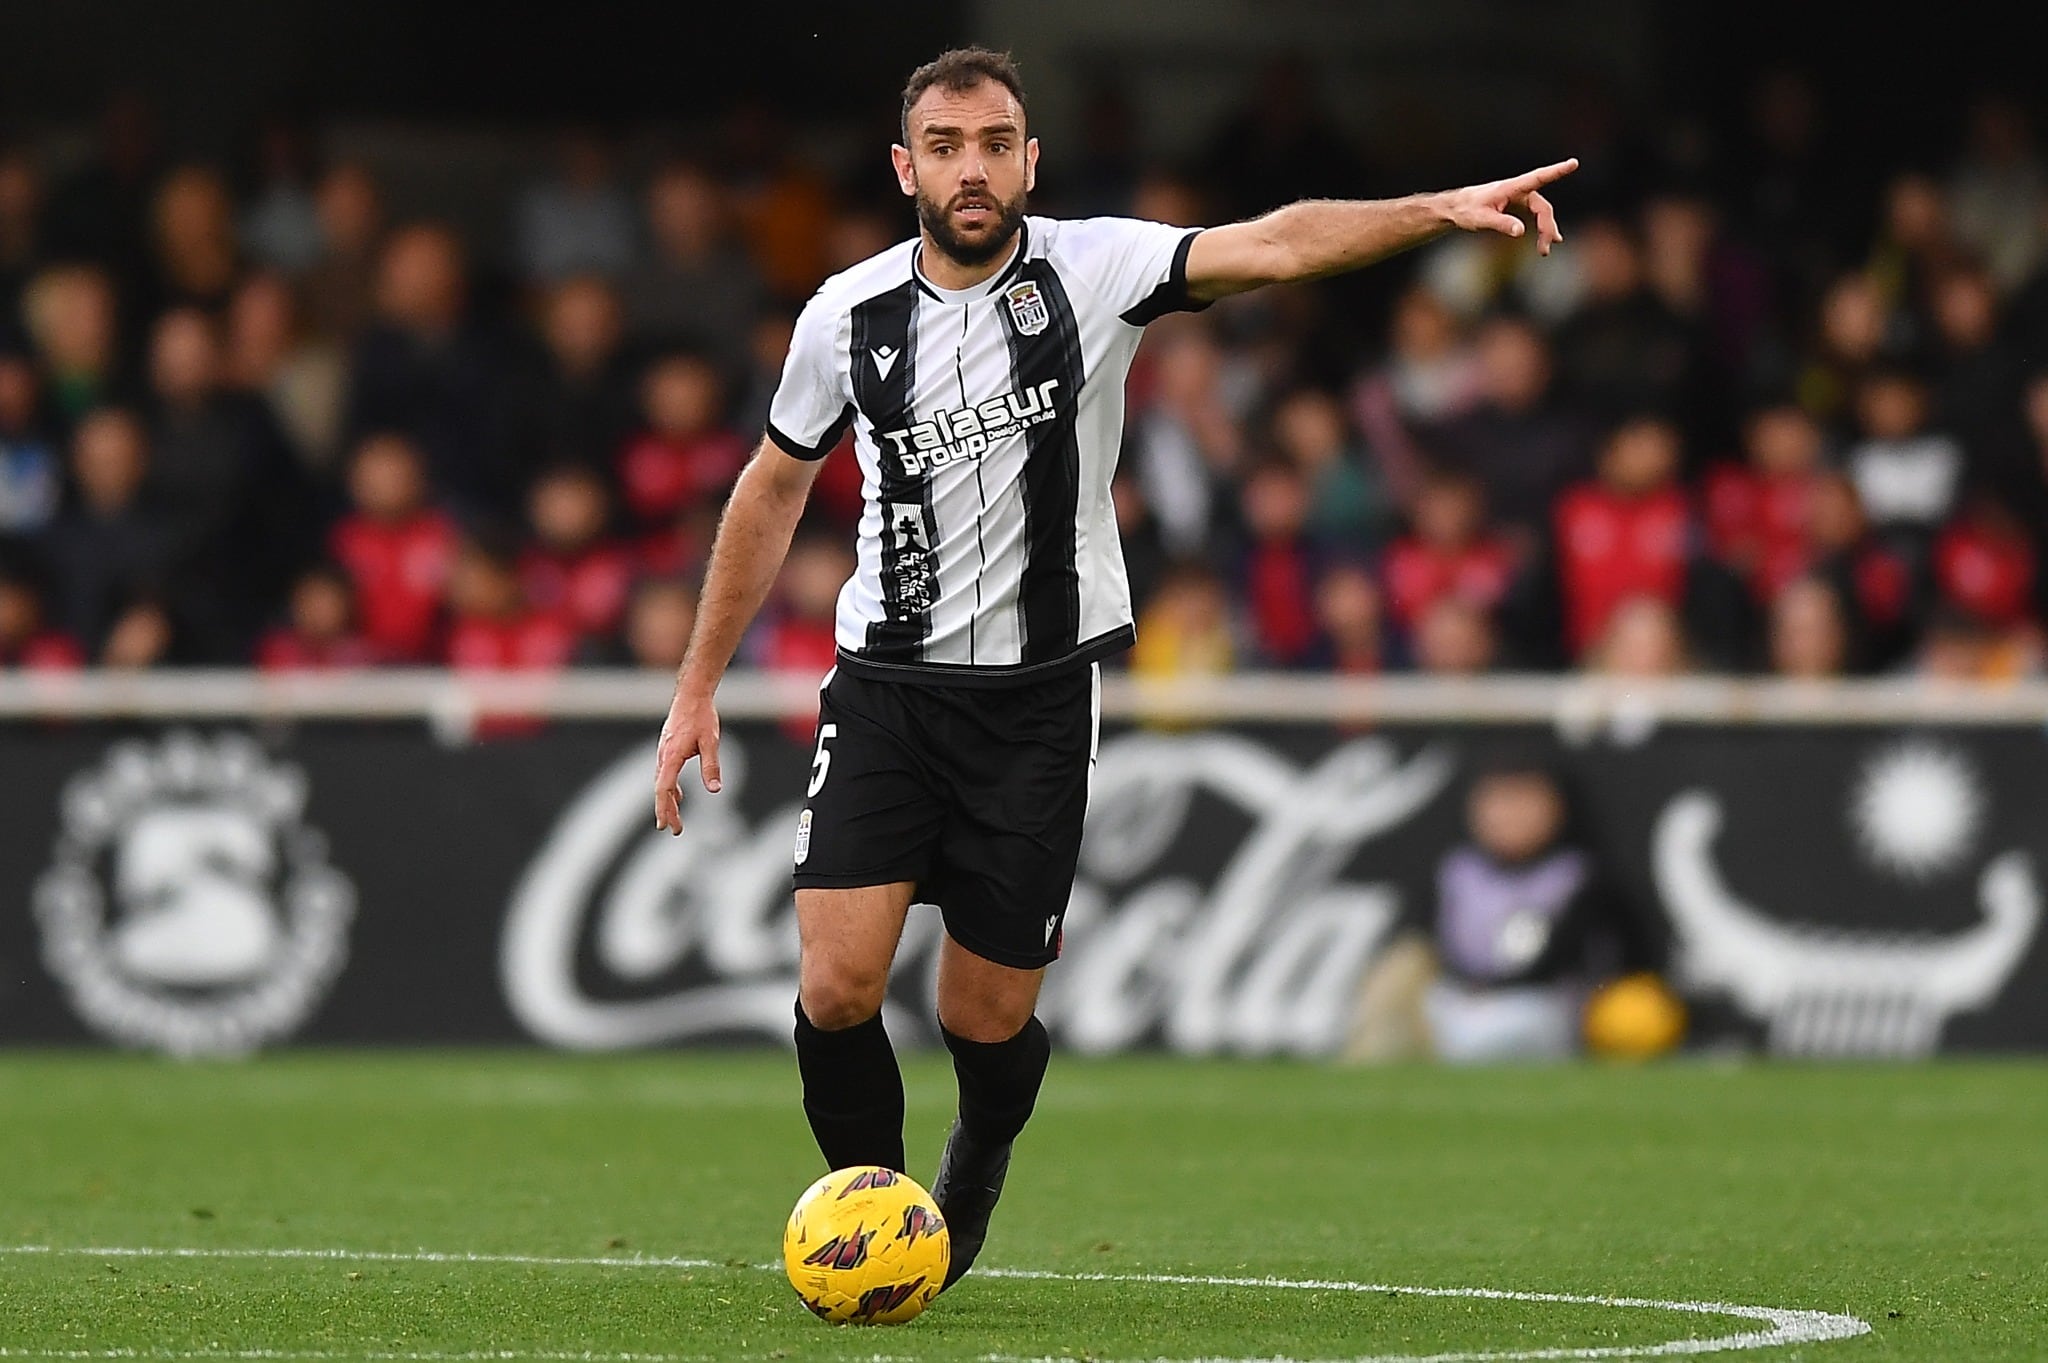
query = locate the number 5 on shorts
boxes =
[807,723,838,797]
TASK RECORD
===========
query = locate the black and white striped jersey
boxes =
[766,215,1206,686]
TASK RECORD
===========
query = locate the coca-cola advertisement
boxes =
[0,716,2041,1057]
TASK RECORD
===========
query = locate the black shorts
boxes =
[791,663,1099,970]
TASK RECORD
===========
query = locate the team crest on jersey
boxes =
[1005,280,1049,336]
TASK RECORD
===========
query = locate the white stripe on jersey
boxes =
[765,215,1207,684]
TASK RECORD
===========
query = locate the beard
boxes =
[915,183,1028,268]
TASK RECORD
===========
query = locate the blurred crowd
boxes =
[4,68,2048,685]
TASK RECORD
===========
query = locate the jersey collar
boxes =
[912,220,1029,304]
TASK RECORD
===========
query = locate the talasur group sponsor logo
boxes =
[878,378,1061,476]
[32,730,356,1057]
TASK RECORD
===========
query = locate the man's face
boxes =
[893,80,1037,267]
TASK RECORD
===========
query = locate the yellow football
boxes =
[782,1165,949,1325]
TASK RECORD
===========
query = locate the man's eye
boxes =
[989,142,1009,155]
[931,145,953,156]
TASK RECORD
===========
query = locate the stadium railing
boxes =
[4,669,2048,731]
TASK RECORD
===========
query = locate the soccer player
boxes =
[652,47,1573,1288]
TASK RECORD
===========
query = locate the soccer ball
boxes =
[782,1165,949,1325]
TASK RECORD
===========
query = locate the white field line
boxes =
[0,1245,1871,1363]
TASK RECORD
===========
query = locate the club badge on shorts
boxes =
[1005,280,1048,336]
[793,808,813,866]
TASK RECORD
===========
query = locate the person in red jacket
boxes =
[1702,402,1826,601]
[1933,487,2036,630]
[256,564,379,670]
[445,535,579,672]
[326,433,457,662]
[0,570,85,669]
[1381,466,1517,639]
[1553,416,1694,658]
[615,353,748,529]
[518,463,634,643]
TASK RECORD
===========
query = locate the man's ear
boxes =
[891,144,916,197]
[1025,137,1040,193]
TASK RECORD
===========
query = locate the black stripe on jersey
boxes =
[766,404,853,461]
[1003,260,1086,665]
[850,280,936,661]
[1119,229,1213,327]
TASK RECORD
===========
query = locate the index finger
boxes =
[1511,158,1580,193]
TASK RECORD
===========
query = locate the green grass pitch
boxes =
[0,1052,2042,1361]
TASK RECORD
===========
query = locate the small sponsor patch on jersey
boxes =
[794,808,813,866]
[1005,280,1049,336]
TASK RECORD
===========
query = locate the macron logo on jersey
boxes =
[879,378,1062,477]
[870,346,900,381]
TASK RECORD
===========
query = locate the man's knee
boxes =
[937,993,1037,1044]
[800,958,890,1031]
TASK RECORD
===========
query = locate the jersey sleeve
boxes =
[1053,217,1211,327]
[764,294,854,461]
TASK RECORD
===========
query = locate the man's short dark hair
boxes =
[900,47,1027,145]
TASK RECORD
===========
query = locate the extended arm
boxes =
[653,434,823,833]
[1183,158,1578,303]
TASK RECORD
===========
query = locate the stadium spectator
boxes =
[1349,284,1481,511]
[1927,264,2016,458]
[1129,321,1245,557]
[1422,315,1588,538]
[1309,560,1385,674]
[611,576,696,671]
[1203,55,1368,219]
[1424,755,1657,1062]
[1914,604,2041,683]
[0,569,83,669]
[518,275,636,477]
[1111,472,1168,630]
[0,347,59,539]
[1947,95,2047,291]
[1798,272,1891,428]
[22,264,124,426]
[301,163,385,342]
[1269,386,1389,547]
[225,271,348,473]
[1381,467,1516,640]
[148,166,242,316]
[99,597,173,669]
[616,352,747,531]
[444,534,577,671]
[620,160,765,359]
[518,463,633,642]
[1412,595,1498,677]
[1232,459,1321,668]
[237,109,325,274]
[1583,595,1690,678]
[1703,402,1827,602]
[1551,217,1700,424]
[514,128,638,284]
[327,433,457,663]
[1799,471,1916,669]
[1132,559,1235,680]
[1933,489,2036,630]
[257,564,378,671]
[1843,367,1965,556]
[722,101,839,302]
[1767,575,1850,678]
[1552,416,1694,658]
[0,148,44,326]
[343,223,514,519]
[37,409,171,653]
[752,531,850,679]
[146,306,316,658]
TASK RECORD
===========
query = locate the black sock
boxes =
[940,1015,1051,1147]
[794,1000,906,1172]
